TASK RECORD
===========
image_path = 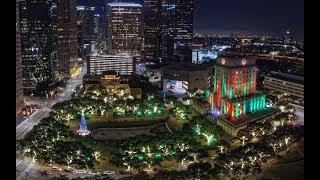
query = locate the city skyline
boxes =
[16,0,304,179]
[194,0,304,40]
[78,0,304,40]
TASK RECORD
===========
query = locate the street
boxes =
[294,106,304,126]
[16,64,86,180]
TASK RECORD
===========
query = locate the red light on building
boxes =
[209,57,266,123]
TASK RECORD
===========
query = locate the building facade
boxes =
[107,3,143,58]
[264,72,304,99]
[76,6,95,58]
[83,72,142,99]
[143,0,162,62]
[161,0,194,63]
[16,0,24,108]
[88,53,133,75]
[92,14,105,53]
[210,57,266,120]
[53,0,78,78]
[209,57,280,136]
[76,6,95,44]
[162,63,213,94]
[19,0,56,93]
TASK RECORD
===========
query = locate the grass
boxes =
[160,160,181,171]
[87,119,166,129]
[166,116,186,131]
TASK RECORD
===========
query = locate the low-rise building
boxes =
[88,53,133,75]
[83,71,142,98]
[145,64,162,84]
[161,63,213,95]
[263,71,304,99]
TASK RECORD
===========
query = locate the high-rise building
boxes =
[93,14,99,43]
[161,0,194,63]
[143,0,162,62]
[88,53,133,75]
[282,30,291,45]
[107,3,143,58]
[76,6,95,58]
[53,0,78,78]
[92,14,105,53]
[76,15,84,59]
[19,0,56,93]
[16,0,23,108]
[76,6,95,44]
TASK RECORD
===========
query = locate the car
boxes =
[103,170,115,175]
[74,169,86,174]
[89,171,99,175]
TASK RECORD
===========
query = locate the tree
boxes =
[17,117,94,169]
[187,162,212,179]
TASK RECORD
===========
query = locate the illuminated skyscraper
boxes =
[76,6,95,58]
[282,29,291,45]
[143,0,162,62]
[76,6,95,44]
[76,14,84,59]
[16,0,23,107]
[161,0,194,63]
[93,14,99,43]
[107,3,143,58]
[92,14,105,53]
[19,0,56,93]
[53,0,78,78]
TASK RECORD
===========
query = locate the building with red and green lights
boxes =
[210,57,279,136]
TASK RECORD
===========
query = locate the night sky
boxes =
[194,0,304,40]
[78,0,304,40]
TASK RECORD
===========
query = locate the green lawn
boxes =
[166,116,186,131]
[87,119,166,129]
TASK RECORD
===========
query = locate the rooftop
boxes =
[162,63,212,72]
[216,57,256,68]
[219,107,280,127]
[266,71,304,85]
[102,70,117,76]
[107,2,142,8]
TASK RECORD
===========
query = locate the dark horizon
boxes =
[194,0,304,40]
